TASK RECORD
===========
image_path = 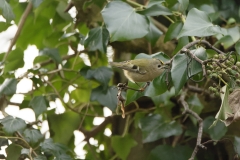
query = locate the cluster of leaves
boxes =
[0,0,240,160]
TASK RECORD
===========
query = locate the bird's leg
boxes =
[116,82,150,118]
[117,83,126,118]
[139,82,150,91]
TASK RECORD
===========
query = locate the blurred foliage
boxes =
[0,0,240,159]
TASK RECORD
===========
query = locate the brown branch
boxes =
[80,116,113,141]
[178,40,225,55]
[178,90,206,160]
[3,2,33,62]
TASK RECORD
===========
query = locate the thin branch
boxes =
[39,50,87,67]
[81,116,112,141]
[179,40,225,55]
[178,90,206,160]
[3,2,33,62]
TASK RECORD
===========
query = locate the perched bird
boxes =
[109,58,166,83]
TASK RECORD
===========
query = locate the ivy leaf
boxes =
[144,71,168,97]
[6,144,21,160]
[0,22,11,33]
[139,114,182,143]
[171,54,188,94]
[0,78,17,96]
[177,0,189,12]
[203,116,227,140]
[90,85,118,111]
[148,145,192,160]
[164,21,183,42]
[34,155,47,160]
[138,4,172,16]
[4,48,24,72]
[0,115,27,135]
[102,1,149,41]
[84,26,109,53]
[0,0,15,22]
[40,138,73,157]
[178,8,226,38]
[211,85,232,127]
[145,18,162,46]
[39,48,62,64]
[80,66,113,88]
[32,0,43,8]
[111,135,137,160]
[189,47,207,76]
[234,136,240,156]
[29,96,48,117]
[23,128,44,147]
[47,111,81,145]
[235,41,240,55]
[125,81,145,106]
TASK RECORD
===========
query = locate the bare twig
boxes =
[3,2,33,62]
[178,90,206,160]
[81,116,112,141]
[39,50,87,67]
[179,40,225,55]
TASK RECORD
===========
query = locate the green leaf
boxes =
[172,36,189,54]
[145,18,162,46]
[32,0,43,8]
[0,0,15,22]
[148,145,192,160]
[29,96,48,117]
[6,144,21,160]
[111,135,137,160]
[138,4,172,16]
[216,35,234,50]
[139,114,182,143]
[0,115,27,135]
[227,26,240,43]
[234,136,240,156]
[23,128,44,147]
[203,116,227,140]
[40,138,73,157]
[0,22,11,33]
[171,54,188,94]
[39,48,62,64]
[188,47,207,76]
[178,8,226,38]
[235,41,240,55]
[213,85,232,124]
[80,66,113,87]
[125,81,145,106]
[0,78,17,96]
[101,1,149,41]
[144,70,169,97]
[47,111,81,145]
[164,21,183,42]
[177,0,189,12]
[84,26,109,53]
[4,48,24,72]
[34,155,47,160]
[90,85,118,111]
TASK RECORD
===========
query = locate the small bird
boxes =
[109,58,166,83]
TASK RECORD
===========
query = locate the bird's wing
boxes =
[109,61,146,74]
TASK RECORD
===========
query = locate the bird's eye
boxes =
[158,65,161,68]
[132,65,138,69]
